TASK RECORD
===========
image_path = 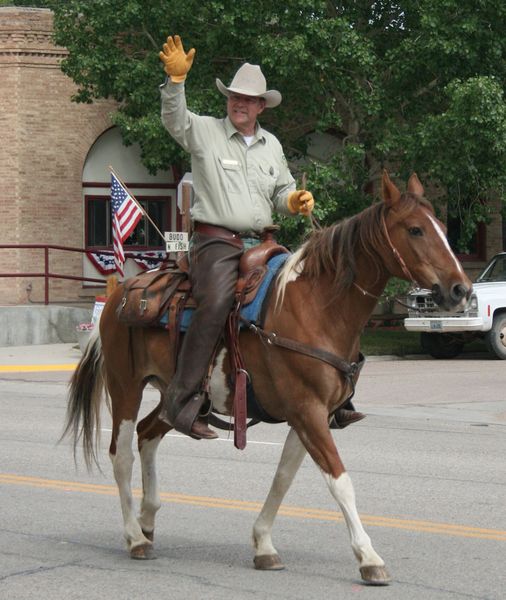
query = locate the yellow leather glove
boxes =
[159,35,196,83]
[287,190,315,216]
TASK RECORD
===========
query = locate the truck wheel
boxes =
[485,313,506,359]
[420,332,464,359]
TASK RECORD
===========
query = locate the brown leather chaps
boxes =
[159,232,243,434]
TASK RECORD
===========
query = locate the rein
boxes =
[353,281,380,300]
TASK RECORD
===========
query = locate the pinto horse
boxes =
[63,171,471,585]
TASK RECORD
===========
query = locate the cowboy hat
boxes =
[216,63,282,108]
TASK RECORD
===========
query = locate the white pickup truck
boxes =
[404,252,506,359]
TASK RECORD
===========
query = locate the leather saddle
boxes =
[116,226,288,330]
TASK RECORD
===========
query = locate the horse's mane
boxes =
[276,192,433,306]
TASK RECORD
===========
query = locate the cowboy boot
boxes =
[160,384,217,440]
[330,400,366,429]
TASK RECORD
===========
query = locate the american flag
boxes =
[110,173,143,276]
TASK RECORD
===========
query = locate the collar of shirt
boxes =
[223,116,266,145]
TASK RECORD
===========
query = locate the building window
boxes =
[85,196,170,249]
[447,216,486,261]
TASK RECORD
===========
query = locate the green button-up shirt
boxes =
[160,81,296,233]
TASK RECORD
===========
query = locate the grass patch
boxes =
[360,328,489,357]
[361,328,422,356]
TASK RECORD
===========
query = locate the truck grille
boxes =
[407,292,477,318]
[411,295,437,311]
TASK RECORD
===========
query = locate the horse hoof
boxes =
[130,543,156,560]
[254,554,285,570]
[142,529,154,542]
[359,565,391,585]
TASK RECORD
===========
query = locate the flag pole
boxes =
[108,165,166,243]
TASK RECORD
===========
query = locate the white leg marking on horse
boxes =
[322,471,384,568]
[111,419,149,549]
[138,435,162,535]
[253,428,306,560]
[208,349,229,415]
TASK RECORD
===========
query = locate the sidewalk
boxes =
[0,343,81,368]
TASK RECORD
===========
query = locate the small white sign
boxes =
[165,231,189,252]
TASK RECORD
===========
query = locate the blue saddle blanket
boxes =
[160,252,289,331]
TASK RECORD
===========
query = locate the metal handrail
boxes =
[0,244,123,305]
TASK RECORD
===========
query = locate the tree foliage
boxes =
[45,0,506,247]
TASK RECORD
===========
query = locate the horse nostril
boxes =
[451,284,467,303]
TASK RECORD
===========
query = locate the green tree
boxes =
[47,0,506,246]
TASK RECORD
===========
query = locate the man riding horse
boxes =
[158,35,365,439]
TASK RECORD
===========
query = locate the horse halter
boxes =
[353,210,419,300]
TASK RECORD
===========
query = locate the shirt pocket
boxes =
[258,162,280,198]
[218,157,243,194]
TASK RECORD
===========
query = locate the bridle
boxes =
[353,211,419,300]
[306,199,418,300]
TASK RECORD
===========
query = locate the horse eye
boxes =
[408,227,423,236]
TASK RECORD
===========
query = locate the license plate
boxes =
[430,320,442,330]
[165,231,189,252]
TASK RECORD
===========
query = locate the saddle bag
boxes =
[117,269,188,326]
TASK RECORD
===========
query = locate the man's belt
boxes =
[194,222,260,242]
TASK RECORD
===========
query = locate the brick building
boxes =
[0,7,175,305]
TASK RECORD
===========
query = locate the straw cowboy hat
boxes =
[216,63,282,108]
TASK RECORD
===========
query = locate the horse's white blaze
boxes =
[322,471,384,568]
[138,435,163,534]
[209,349,230,414]
[428,213,465,275]
[110,419,148,549]
[253,428,307,557]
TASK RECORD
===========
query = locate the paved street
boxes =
[0,344,505,599]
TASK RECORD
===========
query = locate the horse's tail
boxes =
[60,325,108,470]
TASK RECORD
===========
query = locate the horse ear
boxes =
[381,170,401,207]
[407,173,424,197]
